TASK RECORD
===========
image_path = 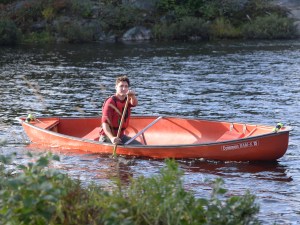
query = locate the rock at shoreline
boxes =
[122,0,158,10]
[122,26,152,41]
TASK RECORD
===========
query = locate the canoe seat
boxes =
[82,127,100,141]
[32,119,59,130]
[217,130,244,142]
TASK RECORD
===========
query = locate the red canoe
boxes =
[18,116,291,161]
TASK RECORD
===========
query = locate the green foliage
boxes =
[12,1,44,28]
[0,153,68,224]
[244,0,287,15]
[99,160,260,225]
[152,0,296,40]
[0,155,261,224]
[42,6,55,21]
[0,153,13,179]
[242,14,296,39]
[101,0,122,6]
[55,20,96,43]
[156,0,177,12]
[0,0,15,4]
[0,0,297,43]
[198,0,247,20]
[235,0,289,24]
[51,0,71,12]
[100,4,145,33]
[22,31,55,44]
[98,159,205,224]
[70,0,93,18]
[49,176,104,224]
[205,178,260,225]
[0,18,20,45]
[153,16,209,40]
[156,0,247,20]
[210,17,242,39]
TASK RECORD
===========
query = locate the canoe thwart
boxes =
[28,118,59,130]
[125,116,163,145]
[217,130,244,142]
[244,126,258,138]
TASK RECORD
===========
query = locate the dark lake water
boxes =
[0,40,299,224]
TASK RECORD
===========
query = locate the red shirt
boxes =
[100,95,136,137]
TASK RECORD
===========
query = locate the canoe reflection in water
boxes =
[179,159,293,182]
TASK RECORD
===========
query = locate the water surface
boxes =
[0,40,299,224]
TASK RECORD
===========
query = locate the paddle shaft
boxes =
[124,116,163,145]
[113,96,130,156]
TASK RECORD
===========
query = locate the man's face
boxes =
[115,81,129,96]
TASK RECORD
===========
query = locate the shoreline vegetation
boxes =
[0,153,261,224]
[0,0,298,45]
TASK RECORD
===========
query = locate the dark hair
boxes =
[116,75,130,86]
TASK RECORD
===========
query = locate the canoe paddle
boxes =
[112,95,130,157]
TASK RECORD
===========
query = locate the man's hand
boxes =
[127,89,138,106]
[127,89,135,97]
[111,136,122,144]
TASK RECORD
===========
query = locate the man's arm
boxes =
[101,97,122,144]
[102,122,121,144]
[128,90,138,106]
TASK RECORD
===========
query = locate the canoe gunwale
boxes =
[19,116,292,149]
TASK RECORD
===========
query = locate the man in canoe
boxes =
[99,75,139,144]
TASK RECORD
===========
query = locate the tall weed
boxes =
[210,17,241,39]
[153,16,209,40]
[242,14,296,39]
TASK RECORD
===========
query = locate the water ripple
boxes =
[0,40,300,224]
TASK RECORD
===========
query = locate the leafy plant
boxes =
[210,17,241,39]
[22,31,55,44]
[42,7,55,21]
[0,18,20,45]
[55,20,95,43]
[70,0,93,18]
[13,1,44,26]
[0,154,262,225]
[242,14,296,39]
[205,178,260,225]
[100,160,260,225]
[156,0,177,12]
[0,153,67,224]
[100,4,145,34]
[0,0,15,4]
[153,16,209,40]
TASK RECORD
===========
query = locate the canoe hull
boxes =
[20,116,291,161]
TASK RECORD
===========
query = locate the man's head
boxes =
[116,75,130,87]
[115,75,130,98]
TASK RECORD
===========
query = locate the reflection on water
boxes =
[180,160,293,182]
[1,40,300,224]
